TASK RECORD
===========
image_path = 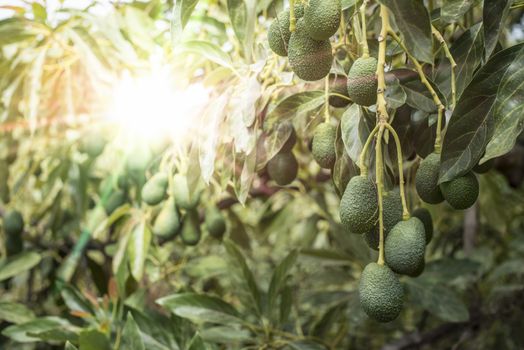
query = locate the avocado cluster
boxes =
[312,122,337,169]
[347,57,378,106]
[268,1,341,81]
[267,129,298,186]
[415,152,479,210]
[364,189,403,251]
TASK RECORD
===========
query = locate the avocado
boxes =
[412,207,433,244]
[415,153,445,204]
[364,189,403,250]
[288,20,333,81]
[280,126,297,153]
[339,175,378,234]
[303,0,341,41]
[312,122,337,169]
[3,210,24,256]
[268,5,305,56]
[180,209,201,246]
[79,131,106,158]
[473,158,494,174]
[104,190,127,215]
[359,262,403,322]
[205,206,226,239]
[329,74,350,108]
[141,172,168,205]
[172,174,200,210]
[347,57,378,106]
[267,151,298,186]
[440,172,479,210]
[153,198,180,238]
[384,217,426,276]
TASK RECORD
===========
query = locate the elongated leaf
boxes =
[65,341,78,350]
[340,104,373,165]
[127,221,152,281]
[61,285,95,315]
[227,0,247,44]
[440,44,524,182]
[171,0,200,42]
[287,340,327,350]
[264,91,324,130]
[267,250,298,318]
[401,80,437,113]
[79,329,111,350]
[121,314,145,350]
[2,317,70,343]
[0,302,35,324]
[441,0,475,23]
[0,251,41,281]
[175,40,234,70]
[157,293,242,325]
[483,0,512,59]
[378,0,433,63]
[187,333,207,350]
[385,76,407,109]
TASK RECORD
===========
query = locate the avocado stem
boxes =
[324,77,330,122]
[289,0,296,33]
[359,0,370,58]
[432,25,457,110]
[384,123,410,220]
[359,124,380,176]
[376,124,386,266]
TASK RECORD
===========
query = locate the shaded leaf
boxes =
[121,314,145,350]
[2,317,70,343]
[78,329,111,350]
[340,104,374,165]
[287,340,328,350]
[441,0,475,23]
[175,40,234,70]
[267,250,298,318]
[483,0,512,59]
[65,341,78,350]
[187,333,207,350]
[264,91,324,130]
[0,302,36,324]
[127,220,152,281]
[0,251,41,282]
[401,79,437,113]
[61,285,95,316]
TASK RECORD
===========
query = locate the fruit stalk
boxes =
[376,124,386,265]
[384,123,410,220]
[432,25,457,109]
[289,0,296,32]
[359,124,380,176]
[359,0,370,58]
[324,76,330,122]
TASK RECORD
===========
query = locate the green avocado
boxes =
[288,20,333,81]
[312,122,337,169]
[347,57,378,106]
[359,262,403,322]
[3,210,24,256]
[153,198,180,238]
[280,127,297,153]
[205,206,226,239]
[329,74,350,108]
[385,217,426,276]
[267,151,298,186]
[141,172,168,206]
[172,174,200,210]
[339,176,378,234]
[79,131,106,158]
[268,5,304,56]
[180,209,201,246]
[415,153,445,204]
[412,207,433,244]
[473,158,494,174]
[440,172,479,210]
[303,0,341,41]
[104,190,127,215]
[364,189,403,250]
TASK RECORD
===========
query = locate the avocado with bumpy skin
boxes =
[141,172,168,206]
[288,20,333,81]
[180,209,201,246]
[268,5,304,56]
[385,217,426,276]
[205,206,226,239]
[415,153,445,204]
[329,74,350,108]
[359,262,403,322]
[312,123,337,169]
[303,0,341,41]
[153,198,180,238]
[412,207,433,244]
[339,176,378,234]
[267,152,298,186]
[440,172,479,210]
[347,57,378,106]
[364,189,403,250]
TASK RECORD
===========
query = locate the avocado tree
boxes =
[1,0,524,349]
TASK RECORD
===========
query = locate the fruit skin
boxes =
[268,5,304,56]
[180,209,201,246]
[3,210,24,256]
[104,190,127,215]
[364,189,403,250]
[339,176,378,234]
[329,74,350,108]
[385,217,426,276]
[473,158,494,174]
[267,152,298,186]
[412,208,433,244]
[359,262,403,323]
[347,57,378,106]
[79,131,106,158]
[172,174,200,210]
[303,0,341,41]
[153,198,180,238]
[312,123,337,169]
[280,127,297,153]
[415,153,445,204]
[141,172,168,206]
[288,20,333,81]
[205,206,226,239]
[440,172,479,210]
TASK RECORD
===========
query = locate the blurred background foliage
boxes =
[0,0,523,349]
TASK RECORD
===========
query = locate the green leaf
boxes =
[200,326,251,343]
[171,0,200,42]
[28,328,78,343]
[187,333,207,350]
[61,285,95,315]
[0,251,41,282]
[1,317,70,343]
[227,0,251,50]
[483,0,512,59]
[78,329,111,350]
[287,340,328,350]
[385,76,407,109]
[264,91,324,130]
[31,2,47,21]
[267,250,298,318]
[439,43,524,182]
[441,0,475,23]
[401,79,437,113]
[223,240,262,316]
[175,40,234,70]
[65,341,78,350]
[0,302,36,324]
[340,104,374,165]
[156,293,242,325]
[488,259,524,282]
[342,0,357,10]
[127,220,152,281]
[406,279,469,322]
[378,0,433,63]
[121,314,145,350]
